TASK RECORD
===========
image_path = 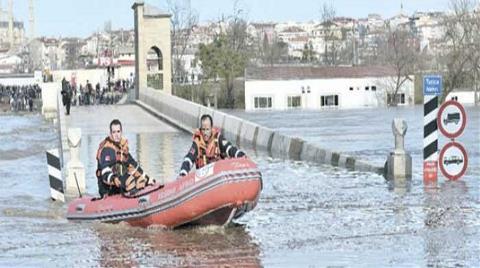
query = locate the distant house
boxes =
[244,66,414,110]
[446,89,479,105]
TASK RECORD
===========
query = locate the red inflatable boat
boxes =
[66,158,262,228]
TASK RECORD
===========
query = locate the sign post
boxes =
[423,75,442,185]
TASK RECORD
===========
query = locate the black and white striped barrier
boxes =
[423,75,441,183]
[46,149,65,202]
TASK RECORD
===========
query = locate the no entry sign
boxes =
[439,141,468,180]
[437,100,467,139]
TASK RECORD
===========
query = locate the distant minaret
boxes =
[0,0,3,23]
[8,0,13,47]
[29,0,35,40]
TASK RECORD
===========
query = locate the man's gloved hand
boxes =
[236,150,246,158]
[179,169,188,177]
[145,174,156,185]
[113,176,122,188]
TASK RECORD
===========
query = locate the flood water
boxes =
[0,106,479,267]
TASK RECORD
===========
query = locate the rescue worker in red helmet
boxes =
[96,119,155,197]
[179,114,246,176]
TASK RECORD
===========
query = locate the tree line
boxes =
[169,0,479,107]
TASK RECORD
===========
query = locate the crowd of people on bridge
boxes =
[0,84,42,112]
[62,78,131,109]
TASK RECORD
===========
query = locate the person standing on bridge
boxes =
[61,81,72,115]
[96,119,155,197]
[178,114,246,177]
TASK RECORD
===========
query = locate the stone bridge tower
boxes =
[132,1,172,99]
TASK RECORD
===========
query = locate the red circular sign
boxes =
[439,141,468,180]
[437,100,467,139]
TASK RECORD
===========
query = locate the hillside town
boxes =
[1,6,447,79]
[0,0,479,109]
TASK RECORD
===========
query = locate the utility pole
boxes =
[29,0,35,41]
[8,0,13,48]
[352,20,356,66]
[0,0,3,24]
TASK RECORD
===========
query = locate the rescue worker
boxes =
[178,114,246,176]
[96,119,155,197]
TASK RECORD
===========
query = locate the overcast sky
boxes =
[10,0,454,38]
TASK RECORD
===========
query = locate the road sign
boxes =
[423,75,442,96]
[437,100,467,139]
[423,161,438,182]
[439,141,468,180]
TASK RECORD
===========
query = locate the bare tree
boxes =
[378,26,419,106]
[439,0,478,102]
[28,40,44,72]
[196,0,251,108]
[262,35,288,66]
[167,0,198,88]
[320,3,339,65]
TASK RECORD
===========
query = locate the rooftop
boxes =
[144,4,171,18]
[246,66,397,80]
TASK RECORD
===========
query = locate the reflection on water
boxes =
[94,223,261,267]
[0,110,479,267]
[423,180,474,267]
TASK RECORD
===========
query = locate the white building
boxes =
[244,66,414,110]
[446,89,479,105]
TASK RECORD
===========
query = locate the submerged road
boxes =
[0,104,478,267]
[65,104,179,135]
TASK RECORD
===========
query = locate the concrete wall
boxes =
[51,66,135,87]
[245,76,414,110]
[0,74,41,86]
[137,87,384,174]
[41,82,61,120]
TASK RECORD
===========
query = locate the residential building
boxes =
[244,66,414,110]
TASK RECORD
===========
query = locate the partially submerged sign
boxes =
[439,141,468,180]
[423,75,441,184]
[437,100,467,139]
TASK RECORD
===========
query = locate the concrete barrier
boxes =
[239,120,259,147]
[255,126,274,151]
[213,111,226,131]
[300,142,319,162]
[271,133,291,157]
[41,82,61,120]
[288,137,304,160]
[174,97,200,131]
[223,115,243,145]
[136,87,384,175]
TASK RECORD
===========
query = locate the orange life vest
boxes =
[96,136,131,177]
[96,136,129,163]
[96,136,146,192]
[193,127,222,168]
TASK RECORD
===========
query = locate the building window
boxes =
[365,86,369,91]
[320,95,339,107]
[254,96,272,109]
[288,96,302,108]
[349,87,353,91]
[372,86,377,91]
[387,93,406,105]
